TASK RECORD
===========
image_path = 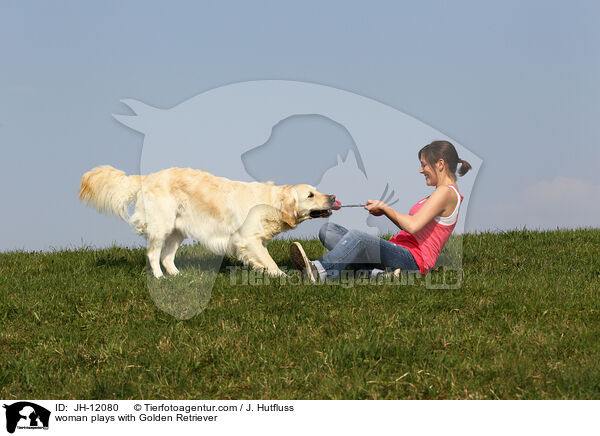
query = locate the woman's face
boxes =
[419,157,438,186]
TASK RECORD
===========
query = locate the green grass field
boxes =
[1,229,599,399]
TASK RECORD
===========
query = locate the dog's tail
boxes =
[79,165,142,221]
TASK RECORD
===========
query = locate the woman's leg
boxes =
[318,222,349,250]
[313,229,418,280]
[318,222,373,267]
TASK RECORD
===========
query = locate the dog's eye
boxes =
[307,192,314,198]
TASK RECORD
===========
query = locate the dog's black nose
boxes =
[329,194,336,201]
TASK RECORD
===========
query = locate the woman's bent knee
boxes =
[319,222,350,250]
[318,223,330,245]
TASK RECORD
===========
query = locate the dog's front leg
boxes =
[242,240,286,276]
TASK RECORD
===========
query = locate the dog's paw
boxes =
[266,269,286,277]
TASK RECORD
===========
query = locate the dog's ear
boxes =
[279,186,298,228]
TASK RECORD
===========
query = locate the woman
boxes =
[289,140,472,282]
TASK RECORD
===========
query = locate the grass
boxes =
[0,229,599,399]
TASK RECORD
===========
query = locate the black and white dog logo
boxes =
[3,402,50,434]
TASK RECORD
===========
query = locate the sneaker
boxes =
[289,242,318,283]
[374,268,402,281]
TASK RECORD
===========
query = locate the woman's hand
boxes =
[365,199,388,216]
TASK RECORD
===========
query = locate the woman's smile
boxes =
[420,159,434,185]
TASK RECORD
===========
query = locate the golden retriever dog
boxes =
[79,166,335,278]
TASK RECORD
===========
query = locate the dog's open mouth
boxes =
[309,208,333,218]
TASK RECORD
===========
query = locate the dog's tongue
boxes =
[332,201,341,210]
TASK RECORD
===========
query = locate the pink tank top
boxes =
[389,184,463,274]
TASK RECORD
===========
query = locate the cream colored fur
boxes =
[79,166,334,278]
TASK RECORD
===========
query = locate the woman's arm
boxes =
[365,186,456,234]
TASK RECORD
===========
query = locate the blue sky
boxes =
[1,0,599,250]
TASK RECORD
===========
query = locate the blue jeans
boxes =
[314,222,419,280]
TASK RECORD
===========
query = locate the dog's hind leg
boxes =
[143,194,178,278]
[147,237,165,278]
[161,230,185,275]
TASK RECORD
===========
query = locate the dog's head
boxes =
[279,184,336,228]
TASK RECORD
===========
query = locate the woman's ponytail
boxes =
[457,158,472,177]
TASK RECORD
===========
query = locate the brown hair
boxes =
[418,140,472,178]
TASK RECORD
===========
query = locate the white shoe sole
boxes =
[289,242,316,283]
